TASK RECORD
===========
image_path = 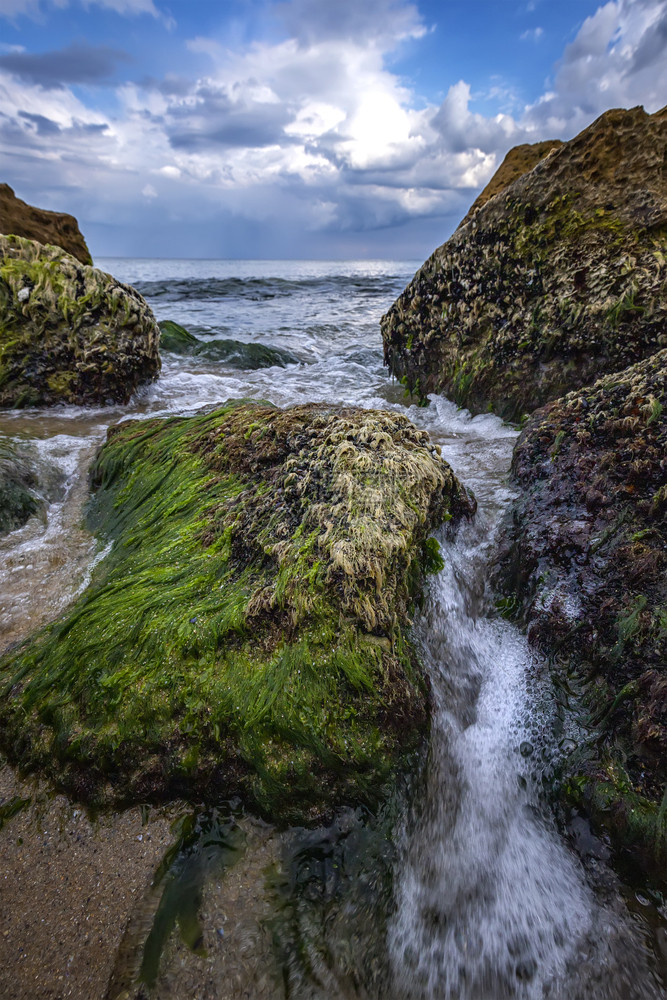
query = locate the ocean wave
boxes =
[134,274,404,301]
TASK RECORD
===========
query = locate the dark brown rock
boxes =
[382,105,667,422]
[502,349,666,870]
[0,183,92,265]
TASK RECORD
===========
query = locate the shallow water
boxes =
[0,259,665,998]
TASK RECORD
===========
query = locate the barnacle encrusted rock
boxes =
[0,182,92,265]
[0,235,160,407]
[459,138,563,226]
[502,349,666,867]
[382,105,667,421]
[0,436,40,534]
[0,401,474,822]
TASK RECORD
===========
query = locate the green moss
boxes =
[158,318,301,369]
[0,234,160,407]
[0,401,472,822]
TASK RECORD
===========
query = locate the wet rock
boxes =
[159,319,302,368]
[0,234,161,407]
[0,182,92,265]
[501,349,666,870]
[0,400,475,823]
[382,105,667,421]
[0,437,41,534]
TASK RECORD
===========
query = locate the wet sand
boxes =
[0,765,176,1000]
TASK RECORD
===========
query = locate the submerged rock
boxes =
[382,105,667,421]
[0,437,40,534]
[0,401,474,822]
[159,319,302,368]
[0,182,92,265]
[501,349,666,869]
[0,235,161,407]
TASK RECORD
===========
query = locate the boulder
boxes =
[382,105,667,421]
[0,401,474,822]
[159,319,302,368]
[0,183,92,265]
[0,235,160,407]
[502,349,666,868]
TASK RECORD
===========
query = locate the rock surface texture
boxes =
[504,349,666,868]
[0,400,474,823]
[0,183,92,265]
[0,437,40,534]
[0,235,160,407]
[382,106,667,421]
[459,138,563,226]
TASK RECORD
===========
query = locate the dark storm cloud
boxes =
[0,42,131,88]
[166,87,293,150]
[18,110,61,134]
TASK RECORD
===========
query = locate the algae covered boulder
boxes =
[0,235,160,407]
[0,401,474,821]
[382,105,667,421]
[0,182,92,266]
[0,436,40,534]
[159,319,302,368]
[502,349,666,868]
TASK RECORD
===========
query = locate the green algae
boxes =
[0,401,473,822]
[159,319,302,369]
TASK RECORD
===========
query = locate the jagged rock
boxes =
[0,235,160,407]
[0,183,92,265]
[0,400,474,822]
[501,349,666,869]
[382,105,667,421]
[459,139,563,226]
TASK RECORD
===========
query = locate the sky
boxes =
[0,0,665,259]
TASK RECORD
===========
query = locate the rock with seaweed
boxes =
[382,105,667,421]
[500,349,666,871]
[0,436,41,534]
[0,400,474,823]
[0,234,160,407]
[159,319,302,369]
[0,182,92,265]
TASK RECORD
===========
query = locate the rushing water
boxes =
[0,259,664,999]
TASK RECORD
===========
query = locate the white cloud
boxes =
[0,0,665,257]
[0,0,163,20]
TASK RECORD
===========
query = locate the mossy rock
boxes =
[382,105,667,421]
[0,235,160,407]
[159,319,302,369]
[0,401,474,822]
[500,348,666,867]
[0,436,40,534]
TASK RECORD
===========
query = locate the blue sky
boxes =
[1,0,665,259]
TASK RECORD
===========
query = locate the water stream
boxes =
[0,259,664,998]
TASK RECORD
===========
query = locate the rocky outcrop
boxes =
[0,438,40,535]
[0,401,474,822]
[382,105,667,421]
[0,235,160,407]
[0,183,92,265]
[502,349,666,868]
[459,139,563,226]
[159,319,302,368]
